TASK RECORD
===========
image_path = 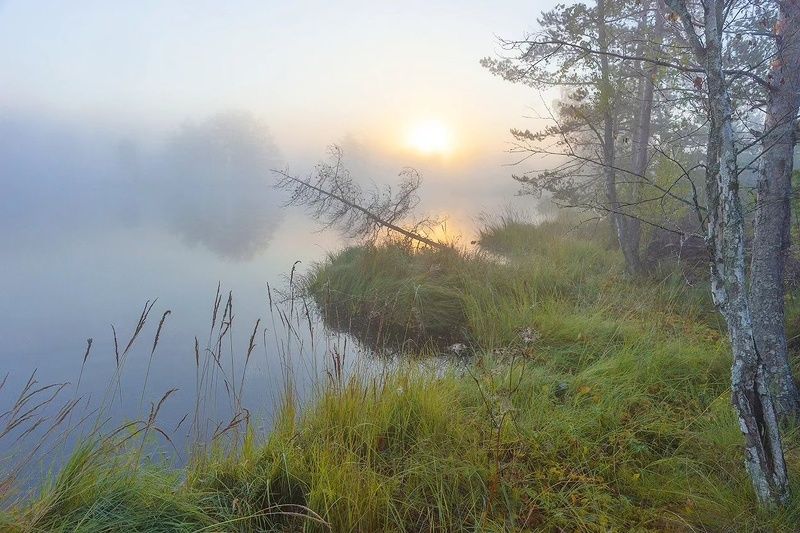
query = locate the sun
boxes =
[406,119,453,156]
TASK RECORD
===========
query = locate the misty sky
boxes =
[0,0,571,260]
[0,0,559,158]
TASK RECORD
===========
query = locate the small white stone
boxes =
[448,343,467,355]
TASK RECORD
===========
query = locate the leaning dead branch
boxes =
[273,146,447,250]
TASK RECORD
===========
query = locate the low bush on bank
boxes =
[306,244,471,348]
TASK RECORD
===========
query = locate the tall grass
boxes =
[306,243,470,350]
[298,216,800,530]
[3,216,800,531]
[0,274,335,531]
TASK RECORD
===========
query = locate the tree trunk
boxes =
[702,0,790,506]
[750,0,800,420]
[597,0,642,274]
[627,0,665,272]
[667,0,790,506]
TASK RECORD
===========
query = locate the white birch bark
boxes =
[666,0,790,506]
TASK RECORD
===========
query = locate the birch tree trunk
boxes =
[666,0,790,506]
[750,0,800,420]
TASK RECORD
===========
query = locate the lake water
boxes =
[0,201,365,476]
[0,112,540,490]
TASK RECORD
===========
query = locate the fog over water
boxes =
[0,110,546,475]
[0,0,557,471]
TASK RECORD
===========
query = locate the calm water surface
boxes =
[0,204,372,477]
[0,113,525,485]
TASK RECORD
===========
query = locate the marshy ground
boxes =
[4,217,800,531]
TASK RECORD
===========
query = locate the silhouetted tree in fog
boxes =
[274,146,446,249]
[160,112,284,260]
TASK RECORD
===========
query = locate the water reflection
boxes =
[155,112,285,260]
[0,110,339,486]
[0,268,372,489]
[0,111,285,261]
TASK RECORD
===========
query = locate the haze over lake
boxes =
[0,1,553,463]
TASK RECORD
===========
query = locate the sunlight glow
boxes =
[406,119,454,156]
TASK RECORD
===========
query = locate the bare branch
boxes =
[273,146,447,250]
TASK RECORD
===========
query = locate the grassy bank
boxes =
[5,218,800,531]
